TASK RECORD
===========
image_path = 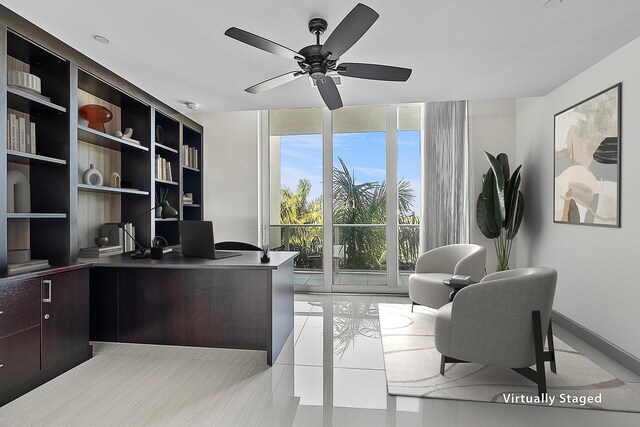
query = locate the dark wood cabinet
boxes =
[0,266,91,406]
[118,268,186,346]
[0,326,41,403]
[0,277,40,339]
[41,269,90,370]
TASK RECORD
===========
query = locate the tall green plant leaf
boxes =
[484,151,506,226]
[504,165,522,225]
[506,190,524,239]
[480,170,500,236]
[476,194,498,239]
[497,153,510,185]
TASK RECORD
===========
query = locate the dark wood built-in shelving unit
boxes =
[0,13,204,275]
[0,6,204,407]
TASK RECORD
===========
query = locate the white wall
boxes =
[515,36,640,358]
[189,111,260,244]
[469,99,517,272]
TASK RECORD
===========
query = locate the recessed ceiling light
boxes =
[543,0,563,8]
[93,35,110,44]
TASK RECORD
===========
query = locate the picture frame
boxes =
[553,83,621,227]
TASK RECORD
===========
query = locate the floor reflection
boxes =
[282,294,640,427]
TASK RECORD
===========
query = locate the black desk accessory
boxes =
[120,200,178,259]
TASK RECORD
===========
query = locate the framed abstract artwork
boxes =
[554,83,621,227]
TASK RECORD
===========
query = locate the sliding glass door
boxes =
[269,109,325,289]
[332,106,387,287]
[269,104,423,292]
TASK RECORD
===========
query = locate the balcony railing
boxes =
[270,223,420,273]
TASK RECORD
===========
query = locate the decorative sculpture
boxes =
[7,170,31,213]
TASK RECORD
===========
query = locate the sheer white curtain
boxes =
[421,101,470,250]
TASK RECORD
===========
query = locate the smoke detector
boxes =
[186,102,200,111]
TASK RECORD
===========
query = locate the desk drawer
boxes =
[0,278,41,339]
[0,326,41,398]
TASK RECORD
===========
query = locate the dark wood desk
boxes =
[87,251,297,365]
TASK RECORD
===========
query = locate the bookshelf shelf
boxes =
[183,204,201,208]
[155,178,178,186]
[6,213,67,219]
[7,87,67,114]
[77,125,149,152]
[7,150,67,166]
[155,142,179,154]
[155,218,179,222]
[77,184,149,196]
[182,165,200,173]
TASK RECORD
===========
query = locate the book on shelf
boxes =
[6,112,37,154]
[8,259,50,275]
[30,122,36,154]
[18,116,26,152]
[182,145,199,169]
[166,161,172,182]
[449,275,471,285]
[8,114,17,149]
[79,245,123,258]
[122,223,136,253]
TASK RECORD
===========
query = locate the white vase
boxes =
[83,164,103,186]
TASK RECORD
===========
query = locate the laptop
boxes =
[179,220,241,260]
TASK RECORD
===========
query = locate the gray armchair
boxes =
[408,244,486,310]
[434,267,558,397]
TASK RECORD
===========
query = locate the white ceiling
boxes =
[3,0,640,113]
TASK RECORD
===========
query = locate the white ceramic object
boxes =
[83,164,103,186]
[7,169,31,213]
[8,70,41,93]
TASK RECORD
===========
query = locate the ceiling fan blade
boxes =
[245,71,306,94]
[225,27,304,62]
[316,77,343,110]
[321,3,379,60]
[337,63,412,81]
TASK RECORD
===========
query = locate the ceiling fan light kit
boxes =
[224,3,412,110]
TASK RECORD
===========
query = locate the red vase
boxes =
[80,104,113,133]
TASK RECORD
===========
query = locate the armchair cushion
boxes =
[409,273,453,309]
[409,244,486,309]
[435,267,557,368]
[434,302,453,355]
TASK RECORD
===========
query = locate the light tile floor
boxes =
[1,293,639,426]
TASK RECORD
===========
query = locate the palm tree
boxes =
[279,179,323,268]
[332,157,416,270]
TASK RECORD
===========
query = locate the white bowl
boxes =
[8,70,41,94]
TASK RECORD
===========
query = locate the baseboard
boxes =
[552,310,640,377]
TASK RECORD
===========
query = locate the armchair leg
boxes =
[532,310,547,397]
[439,355,466,375]
[512,310,549,398]
[411,302,415,313]
[547,320,557,374]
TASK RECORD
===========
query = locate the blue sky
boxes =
[279,131,421,215]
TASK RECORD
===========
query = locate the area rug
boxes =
[378,303,640,412]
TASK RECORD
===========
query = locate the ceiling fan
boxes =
[224,3,412,110]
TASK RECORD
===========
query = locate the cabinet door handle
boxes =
[43,279,52,303]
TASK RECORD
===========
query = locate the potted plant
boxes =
[476,152,524,271]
